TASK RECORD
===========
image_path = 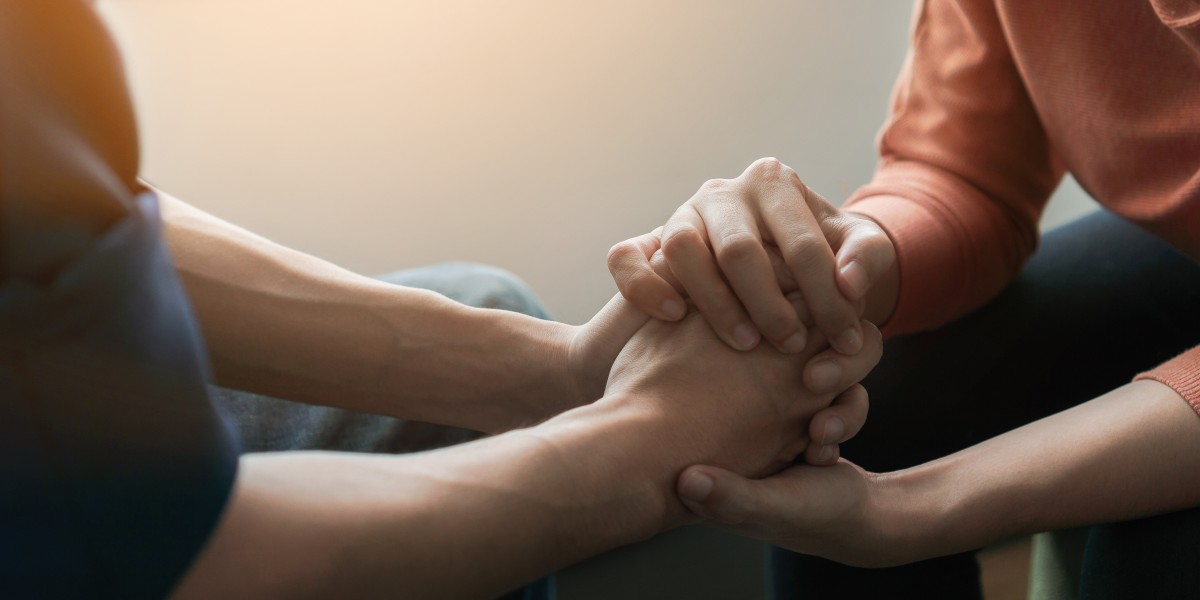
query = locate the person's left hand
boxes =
[560,259,869,465]
[607,158,898,358]
[674,418,919,568]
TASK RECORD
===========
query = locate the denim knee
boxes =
[376,262,551,320]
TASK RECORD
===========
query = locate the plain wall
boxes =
[99,0,1095,325]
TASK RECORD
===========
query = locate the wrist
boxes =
[364,291,580,433]
[531,392,695,535]
[866,468,951,564]
[460,306,584,431]
[879,452,1002,565]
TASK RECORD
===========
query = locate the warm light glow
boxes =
[92,1,938,323]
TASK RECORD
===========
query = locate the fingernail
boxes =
[679,472,714,502]
[836,327,863,355]
[732,323,760,350]
[660,299,686,320]
[821,417,845,444]
[781,331,807,354]
[817,445,834,462]
[809,360,842,392]
[840,261,868,300]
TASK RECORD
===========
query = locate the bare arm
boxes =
[679,380,1200,567]
[158,189,622,433]
[172,402,678,600]
[902,380,1200,557]
[173,311,884,599]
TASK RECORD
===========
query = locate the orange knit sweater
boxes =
[844,0,1200,412]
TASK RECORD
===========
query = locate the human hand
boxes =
[676,429,917,568]
[568,251,869,465]
[607,157,898,361]
[561,293,653,406]
[603,310,882,482]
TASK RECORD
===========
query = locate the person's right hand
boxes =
[603,309,882,480]
[675,451,915,568]
[607,157,898,362]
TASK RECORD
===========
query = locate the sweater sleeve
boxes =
[1137,347,1200,415]
[1139,0,1200,417]
[844,0,1065,336]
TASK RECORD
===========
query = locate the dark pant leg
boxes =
[773,211,1200,599]
[1077,506,1200,599]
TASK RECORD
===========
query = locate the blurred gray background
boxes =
[98,1,1095,597]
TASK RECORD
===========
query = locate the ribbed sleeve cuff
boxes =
[842,194,960,338]
[844,160,1038,338]
[1135,345,1200,415]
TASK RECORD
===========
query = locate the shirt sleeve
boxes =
[0,3,238,598]
[843,0,1065,336]
[1135,1,1200,415]
[1136,347,1200,415]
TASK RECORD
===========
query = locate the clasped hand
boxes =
[598,157,902,562]
[606,309,881,482]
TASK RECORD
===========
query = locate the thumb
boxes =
[587,293,653,349]
[677,465,787,527]
[831,216,896,302]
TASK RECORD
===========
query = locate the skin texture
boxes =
[160,188,640,434]
[643,157,1200,569]
[608,164,895,461]
[158,187,874,451]
[608,157,900,364]
[606,148,1200,568]
[679,380,1200,568]
[172,313,883,600]
[605,313,881,478]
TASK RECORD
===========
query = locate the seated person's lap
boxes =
[773,210,1200,599]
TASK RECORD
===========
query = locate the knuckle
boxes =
[660,225,706,259]
[648,249,672,278]
[748,157,799,185]
[622,275,659,304]
[841,215,883,241]
[714,231,762,266]
[606,241,636,270]
[751,156,784,175]
[699,178,732,193]
[780,231,829,270]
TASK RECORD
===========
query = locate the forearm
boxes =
[158,190,575,432]
[893,380,1200,559]
[172,395,684,600]
[173,301,852,597]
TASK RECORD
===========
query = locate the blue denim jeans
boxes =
[209,262,556,600]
